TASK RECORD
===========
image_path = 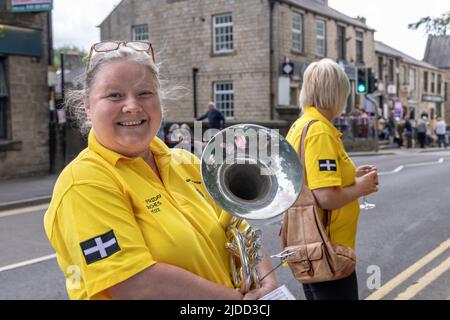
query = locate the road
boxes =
[0,149,449,300]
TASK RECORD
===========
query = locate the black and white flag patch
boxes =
[80,230,121,265]
[319,159,337,171]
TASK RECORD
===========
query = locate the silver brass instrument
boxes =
[200,124,303,293]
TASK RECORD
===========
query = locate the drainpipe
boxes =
[193,68,199,118]
[269,0,276,120]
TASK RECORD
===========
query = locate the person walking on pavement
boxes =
[196,101,225,130]
[286,58,379,300]
[416,115,428,148]
[435,117,447,148]
[43,41,276,300]
[403,118,413,149]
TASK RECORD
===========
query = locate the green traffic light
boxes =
[357,84,367,93]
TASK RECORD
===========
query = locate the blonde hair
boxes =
[299,58,350,117]
[64,46,161,136]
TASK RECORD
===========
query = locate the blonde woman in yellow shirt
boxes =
[44,41,276,300]
[286,59,379,300]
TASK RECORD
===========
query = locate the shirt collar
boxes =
[88,129,171,166]
[304,106,342,138]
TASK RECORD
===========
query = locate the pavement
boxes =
[0,147,449,211]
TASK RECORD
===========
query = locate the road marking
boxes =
[366,237,450,300]
[379,165,404,176]
[404,158,444,168]
[0,253,57,273]
[395,256,450,300]
[0,203,49,218]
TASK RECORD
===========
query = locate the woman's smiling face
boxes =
[85,59,162,157]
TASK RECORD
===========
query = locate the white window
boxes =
[315,19,326,56]
[409,68,416,93]
[132,24,149,41]
[214,81,234,118]
[292,13,303,52]
[213,13,233,54]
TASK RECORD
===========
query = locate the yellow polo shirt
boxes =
[286,106,360,249]
[44,130,237,299]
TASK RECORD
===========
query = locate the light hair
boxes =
[65,45,185,136]
[299,58,350,117]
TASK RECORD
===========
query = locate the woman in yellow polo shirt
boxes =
[43,41,276,300]
[286,59,379,300]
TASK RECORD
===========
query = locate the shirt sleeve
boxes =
[304,132,342,190]
[54,182,155,299]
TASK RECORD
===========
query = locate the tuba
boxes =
[200,124,303,293]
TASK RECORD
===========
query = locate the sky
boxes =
[53,0,449,60]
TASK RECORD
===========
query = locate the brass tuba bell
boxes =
[200,124,303,293]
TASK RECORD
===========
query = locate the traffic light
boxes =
[356,67,368,94]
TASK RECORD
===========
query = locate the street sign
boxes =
[281,62,294,76]
[11,0,53,13]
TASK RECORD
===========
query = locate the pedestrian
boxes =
[43,41,277,300]
[196,101,225,130]
[387,111,396,147]
[416,115,428,148]
[286,58,379,300]
[435,117,447,148]
[403,118,413,149]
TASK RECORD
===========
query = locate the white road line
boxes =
[404,158,445,168]
[366,237,450,300]
[378,165,404,176]
[0,254,57,273]
[395,256,450,300]
[0,203,49,218]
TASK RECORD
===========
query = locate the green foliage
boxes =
[53,46,87,68]
[408,11,450,36]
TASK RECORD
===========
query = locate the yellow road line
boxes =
[366,237,450,300]
[0,203,49,218]
[395,255,450,300]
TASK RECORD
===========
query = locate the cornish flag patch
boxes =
[80,230,121,265]
[319,159,337,171]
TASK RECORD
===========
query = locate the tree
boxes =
[53,45,87,68]
[408,11,450,36]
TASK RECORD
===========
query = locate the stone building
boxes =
[99,0,376,130]
[375,41,446,124]
[0,2,51,179]
[423,35,450,127]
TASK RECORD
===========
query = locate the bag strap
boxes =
[298,120,332,231]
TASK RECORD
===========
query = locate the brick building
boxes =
[423,35,450,127]
[99,0,376,128]
[0,1,52,179]
[375,41,446,125]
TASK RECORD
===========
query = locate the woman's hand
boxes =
[355,169,379,196]
[356,165,377,178]
[242,277,277,300]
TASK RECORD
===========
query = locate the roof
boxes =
[375,40,440,71]
[280,0,375,31]
[98,0,126,28]
[423,35,450,69]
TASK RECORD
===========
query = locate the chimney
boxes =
[356,16,367,24]
[313,0,328,5]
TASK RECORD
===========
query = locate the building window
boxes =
[132,24,149,41]
[378,56,383,80]
[356,31,364,64]
[431,73,435,93]
[388,59,394,83]
[337,25,346,61]
[423,71,428,92]
[214,81,234,118]
[315,19,326,57]
[213,13,233,54]
[292,13,303,52]
[0,59,8,139]
[409,67,416,93]
[437,74,442,95]
[445,82,448,102]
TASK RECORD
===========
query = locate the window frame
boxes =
[213,81,234,119]
[355,31,364,64]
[131,24,149,41]
[0,58,9,140]
[337,24,346,61]
[212,13,234,54]
[315,19,326,57]
[292,12,303,53]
